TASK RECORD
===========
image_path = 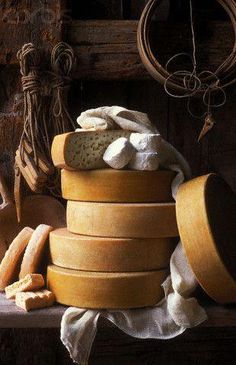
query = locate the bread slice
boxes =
[5,273,45,299]
[19,224,53,279]
[0,227,34,291]
[51,130,131,170]
[15,289,55,311]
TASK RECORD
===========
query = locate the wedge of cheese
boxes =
[49,228,176,272]
[67,201,178,238]
[51,130,131,171]
[47,265,168,309]
[61,169,175,203]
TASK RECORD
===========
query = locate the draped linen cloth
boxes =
[61,106,207,365]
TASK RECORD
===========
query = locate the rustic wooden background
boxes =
[0,0,236,364]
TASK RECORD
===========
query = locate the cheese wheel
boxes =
[47,265,168,309]
[176,174,236,304]
[49,228,176,272]
[61,169,175,203]
[67,201,178,238]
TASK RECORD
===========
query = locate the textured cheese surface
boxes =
[67,201,178,238]
[103,137,135,169]
[47,265,168,309]
[128,152,160,171]
[19,225,53,279]
[15,289,55,311]
[5,273,45,299]
[0,227,33,290]
[130,133,162,152]
[51,130,131,170]
[49,228,176,272]
[61,169,175,203]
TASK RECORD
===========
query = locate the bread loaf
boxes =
[0,227,33,290]
[67,201,178,238]
[61,169,175,203]
[51,130,131,170]
[19,225,53,279]
[49,228,176,272]
[47,265,168,309]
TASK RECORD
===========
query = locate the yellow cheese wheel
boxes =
[49,228,176,272]
[176,174,236,304]
[47,265,168,309]
[67,201,178,238]
[61,169,175,203]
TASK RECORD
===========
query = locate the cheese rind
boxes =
[130,133,162,152]
[0,227,34,290]
[61,169,175,203]
[128,152,160,171]
[19,225,53,279]
[15,289,55,311]
[5,273,45,299]
[49,228,176,272]
[47,265,168,309]
[67,201,178,238]
[51,130,131,171]
[103,137,135,169]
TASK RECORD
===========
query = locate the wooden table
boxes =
[1,292,236,364]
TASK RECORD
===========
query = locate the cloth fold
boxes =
[61,106,207,365]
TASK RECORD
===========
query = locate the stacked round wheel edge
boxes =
[47,168,179,309]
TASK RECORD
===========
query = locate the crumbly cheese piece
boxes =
[0,227,34,291]
[15,289,55,311]
[67,201,178,238]
[51,130,131,170]
[49,228,176,272]
[19,225,53,279]
[103,137,136,169]
[5,274,45,299]
[61,169,175,203]
[128,152,160,171]
[47,265,168,309]
[130,133,162,152]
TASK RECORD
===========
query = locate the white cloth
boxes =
[61,107,207,365]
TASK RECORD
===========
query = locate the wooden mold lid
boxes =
[176,173,236,304]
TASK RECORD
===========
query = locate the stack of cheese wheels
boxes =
[48,157,179,309]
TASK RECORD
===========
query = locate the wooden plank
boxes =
[67,20,234,80]
[1,292,236,328]
[71,0,123,20]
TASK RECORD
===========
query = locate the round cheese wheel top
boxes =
[47,265,168,309]
[49,228,176,272]
[61,169,175,203]
[176,173,236,304]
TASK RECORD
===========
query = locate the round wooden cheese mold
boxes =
[176,173,236,304]
[49,228,176,272]
[61,169,175,203]
[47,265,168,309]
[67,201,178,238]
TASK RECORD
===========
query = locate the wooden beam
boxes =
[67,20,234,80]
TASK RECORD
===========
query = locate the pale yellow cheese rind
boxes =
[47,265,168,309]
[67,201,178,238]
[61,169,175,203]
[49,228,176,272]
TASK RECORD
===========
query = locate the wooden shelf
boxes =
[1,293,236,329]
